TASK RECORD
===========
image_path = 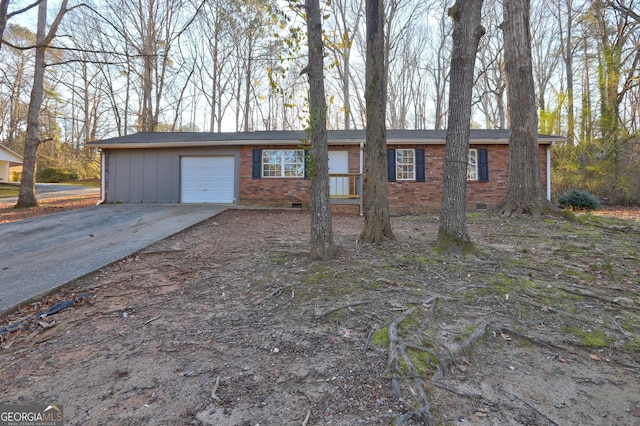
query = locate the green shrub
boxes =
[37,167,78,183]
[557,189,603,211]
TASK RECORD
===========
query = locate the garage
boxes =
[181,156,235,203]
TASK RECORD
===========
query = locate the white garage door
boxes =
[181,156,235,203]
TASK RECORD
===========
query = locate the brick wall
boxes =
[239,144,549,214]
[385,144,548,214]
[239,145,312,208]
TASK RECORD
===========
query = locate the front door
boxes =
[328,151,349,197]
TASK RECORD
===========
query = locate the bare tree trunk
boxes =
[17,0,68,208]
[499,0,547,216]
[361,0,394,244]
[0,0,8,49]
[306,0,334,261]
[243,37,254,133]
[6,58,26,150]
[140,0,156,132]
[559,0,576,145]
[210,34,218,132]
[437,0,485,253]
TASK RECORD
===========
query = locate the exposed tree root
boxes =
[498,325,576,354]
[399,344,433,422]
[383,307,436,424]
[434,381,560,425]
[313,300,371,320]
[427,323,488,379]
[454,323,488,357]
[505,390,560,425]
[387,307,416,372]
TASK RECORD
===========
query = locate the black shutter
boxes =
[478,148,489,182]
[252,149,262,179]
[416,149,425,182]
[387,149,396,182]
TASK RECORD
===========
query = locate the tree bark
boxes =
[498,0,547,216]
[140,0,156,132]
[361,0,394,244]
[437,0,485,253]
[306,0,334,261]
[0,0,8,49]
[17,0,68,208]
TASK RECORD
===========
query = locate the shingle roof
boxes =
[88,129,563,149]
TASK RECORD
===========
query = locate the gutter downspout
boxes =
[97,149,106,205]
[546,146,552,202]
[359,141,364,215]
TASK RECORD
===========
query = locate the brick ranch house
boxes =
[88,129,562,214]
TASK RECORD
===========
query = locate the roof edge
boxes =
[88,130,563,149]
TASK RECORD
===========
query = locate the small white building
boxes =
[0,145,23,182]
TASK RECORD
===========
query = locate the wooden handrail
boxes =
[329,173,361,199]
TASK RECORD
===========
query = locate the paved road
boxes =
[0,183,100,206]
[0,204,228,313]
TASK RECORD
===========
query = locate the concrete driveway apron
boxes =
[0,204,226,313]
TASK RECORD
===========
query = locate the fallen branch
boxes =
[314,300,371,320]
[139,247,184,255]
[253,287,284,306]
[301,409,311,426]
[1,295,89,338]
[362,329,374,353]
[144,315,162,325]
[210,375,222,403]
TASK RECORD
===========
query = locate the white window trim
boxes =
[396,149,415,181]
[262,149,305,178]
[467,149,478,181]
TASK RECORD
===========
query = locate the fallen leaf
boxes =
[500,331,512,341]
[589,353,602,361]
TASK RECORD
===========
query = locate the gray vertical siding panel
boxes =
[129,151,144,202]
[105,147,239,204]
[143,152,159,202]
[114,153,131,202]
[156,153,174,202]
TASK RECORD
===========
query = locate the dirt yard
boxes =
[1,205,639,425]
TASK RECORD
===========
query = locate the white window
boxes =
[262,149,305,178]
[396,149,415,180]
[467,149,478,181]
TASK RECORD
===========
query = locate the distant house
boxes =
[87,130,562,214]
[0,145,23,182]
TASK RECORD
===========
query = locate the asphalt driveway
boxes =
[0,204,227,313]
